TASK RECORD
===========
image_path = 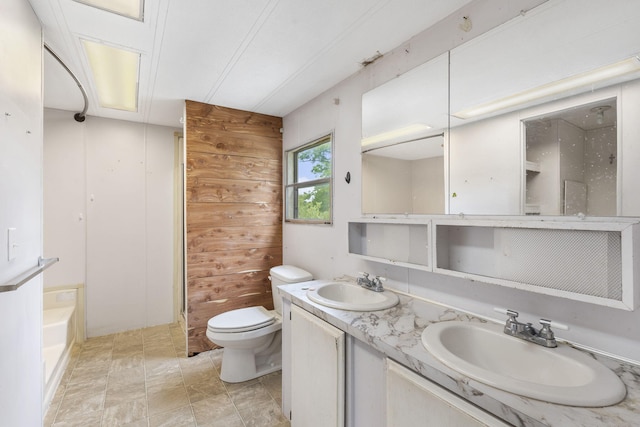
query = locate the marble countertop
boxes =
[278,279,640,427]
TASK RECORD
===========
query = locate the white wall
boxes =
[43,109,178,337]
[526,120,559,213]
[411,157,444,214]
[0,0,44,424]
[362,155,412,214]
[362,155,445,214]
[585,126,617,216]
[449,114,522,215]
[283,0,640,362]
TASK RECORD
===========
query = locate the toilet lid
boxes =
[207,306,275,333]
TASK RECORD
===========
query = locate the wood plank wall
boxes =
[185,100,283,354]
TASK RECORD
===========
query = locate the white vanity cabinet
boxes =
[346,337,386,427]
[282,299,512,427]
[289,304,345,427]
[283,298,387,427]
[386,359,510,427]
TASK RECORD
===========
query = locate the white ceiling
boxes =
[28,0,470,127]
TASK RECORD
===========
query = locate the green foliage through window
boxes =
[285,134,333,223]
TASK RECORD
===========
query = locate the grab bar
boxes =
[0,257,59,293]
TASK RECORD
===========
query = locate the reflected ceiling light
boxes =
[82,40,140,112]
[361,124,431,147]
[591,105,611,125]
[453,57,640,119]
[74,0,144,21]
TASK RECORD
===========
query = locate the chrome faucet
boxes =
[357,272,386,292]
[496,308,569,348]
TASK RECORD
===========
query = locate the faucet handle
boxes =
[372,276,386,289]
[538,318,569,338]
[537,319,568,347]
[538,319,555,339]
[494,307,519,320]
[494,308,520,334]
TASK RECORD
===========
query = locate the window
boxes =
[285,134,333,223]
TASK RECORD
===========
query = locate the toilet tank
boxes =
[269,265,313,314]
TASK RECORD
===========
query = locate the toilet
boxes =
[206,265,313,383]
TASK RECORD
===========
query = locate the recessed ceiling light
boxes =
[82,40,140,112]
[74,0,144,21]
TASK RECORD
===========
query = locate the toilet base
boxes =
[220,331,282,383]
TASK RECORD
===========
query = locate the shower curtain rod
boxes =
[44,43,88,122]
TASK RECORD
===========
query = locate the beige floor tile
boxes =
[67,368,109,387]
[115,328,143,339]
[146,357,180,375]
[180,358,215,386]
[148,405,196,427]
[120,418,149,427]
[58,346,81,386]
[61,379,106,403]
[144,346,178,361]
[45,381,67,415]
[143,325,172,343]
[113,340,144,354]
[261,371,283,402]
[147,384,190,416]
[208,349,223,374]
[104,380,147,409]
[224,377,260,394]
[108,365,146,386]
[111,352,145,372]
[191,394,244,427]
[179,351,213,368]
[48,323,290,427]
[51,409,103,427]
[231,382,287,427]
[54,385,106,423]
[83,334,115,347]
[238,398,289,427]
[185,372,227,404]
[147,376,183,395]
[43,403,59,427]
[229,381,272,410]
[101,396,148,427]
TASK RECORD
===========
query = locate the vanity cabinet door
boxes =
[346,337,385,427]
[386,359,510,427]
[291,304,345,427]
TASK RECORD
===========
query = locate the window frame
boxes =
[285,133,334,225]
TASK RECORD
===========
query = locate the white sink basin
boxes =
[421,321,626,407]
[306,282,399,311]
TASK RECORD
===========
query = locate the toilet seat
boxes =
[207,306,275,333]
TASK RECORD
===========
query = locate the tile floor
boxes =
[44,323,290,427]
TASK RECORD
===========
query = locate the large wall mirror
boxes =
[361,0,640,217]
[361,52,448,214]
[448,0,640,217]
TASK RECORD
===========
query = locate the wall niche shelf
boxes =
[525,161,541,173]
[349,216,639,311]
[348,218,432,271]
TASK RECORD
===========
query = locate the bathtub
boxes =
[43,288,79,409]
